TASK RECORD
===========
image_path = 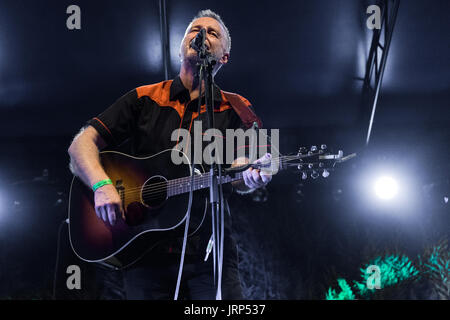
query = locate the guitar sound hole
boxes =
[141,175,168,208]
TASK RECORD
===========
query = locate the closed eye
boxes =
[208,30,219,38]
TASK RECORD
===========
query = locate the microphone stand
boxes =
[194,36,224,300]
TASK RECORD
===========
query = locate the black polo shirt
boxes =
[86,76,260,258]
[87,76,256,165]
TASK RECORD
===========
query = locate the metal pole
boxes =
[365,0,400,146]
[159,0,171,80]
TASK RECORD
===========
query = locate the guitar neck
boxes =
[164,151,335,197]
[167,170,245,197]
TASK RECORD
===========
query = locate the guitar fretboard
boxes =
[166,171,244,197]
[142,153,332,198]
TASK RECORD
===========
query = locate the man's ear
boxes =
[219,53,230,65]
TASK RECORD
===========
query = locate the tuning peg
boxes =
[322,169,330,178]
[311,170,319,179]
[321,144,327,150]
[297,164,303,170]
[319,162,324,168]
[308,163,314,169]
[302,172,308,180]
[310,145,318,152]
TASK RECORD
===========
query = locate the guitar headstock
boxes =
[281,145,355,180]
[236,145,355,180]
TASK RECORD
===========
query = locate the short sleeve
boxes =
[231,103,264,163]
[86,89,140,147]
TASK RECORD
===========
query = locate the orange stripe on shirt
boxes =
[136,80,186,119]
[93,117,113,137]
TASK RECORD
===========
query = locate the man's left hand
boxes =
[242,153,272,189]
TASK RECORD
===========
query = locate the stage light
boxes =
[145,30,162,72]
[354,162,422,218]
[374,176,399,200]
[169,23,184,71]
[0,190,6,221]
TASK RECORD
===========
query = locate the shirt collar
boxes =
[169,75,223,105]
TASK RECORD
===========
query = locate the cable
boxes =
[216,161,225,300]
[173,152,196,300]
[52,218,69,300]
[254,121,283,160]
[173,66,204,300]
[207,78,225,300]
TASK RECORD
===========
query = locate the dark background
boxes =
[0,0,448,299]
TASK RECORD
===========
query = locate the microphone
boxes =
[190,28,207,53]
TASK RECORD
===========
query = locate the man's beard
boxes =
[185,51,220,65]
[184,52,202,66]
[184,56,221,86]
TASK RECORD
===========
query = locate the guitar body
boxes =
[68,144,346,269]
[68,149,207,269]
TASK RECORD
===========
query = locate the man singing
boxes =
[68,9,271,299]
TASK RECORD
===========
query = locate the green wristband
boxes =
[92,179,113,192]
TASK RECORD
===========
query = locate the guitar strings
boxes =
[122,158,327,204]
[114,154,299,195]
[124,157,315,202]
[113,155,294,196]
[117,155,305,201]
[114,155,304,202]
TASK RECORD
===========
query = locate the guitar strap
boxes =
[222,91,263,129]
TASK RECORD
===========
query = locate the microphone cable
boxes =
[52,218,69,300]
[174,66,205,300]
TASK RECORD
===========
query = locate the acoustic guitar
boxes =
[68,146,353,269]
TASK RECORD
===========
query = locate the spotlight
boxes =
[374,176,399,200]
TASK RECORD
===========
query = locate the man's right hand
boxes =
[94,184,124,226]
